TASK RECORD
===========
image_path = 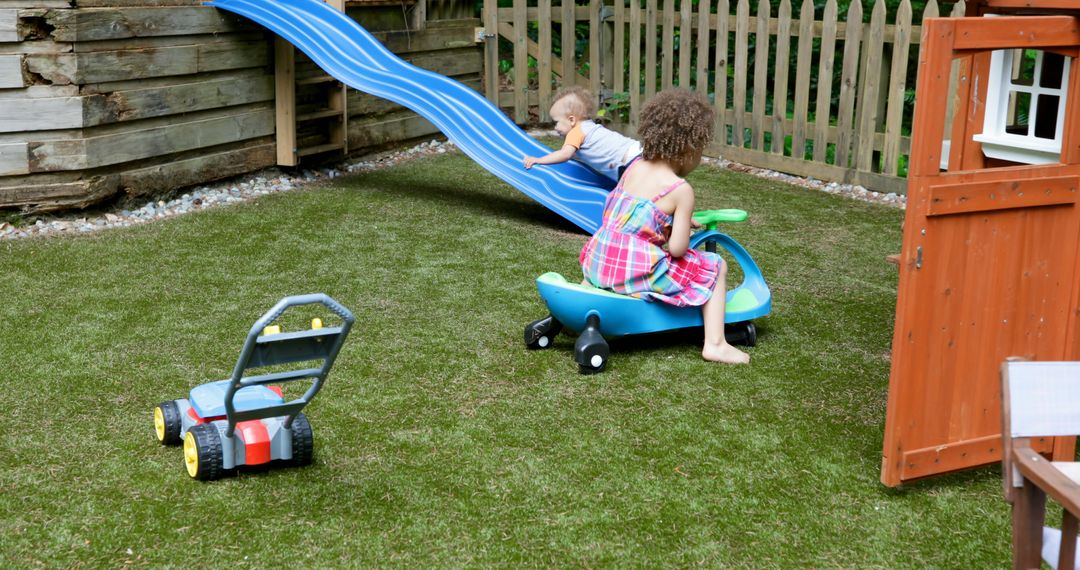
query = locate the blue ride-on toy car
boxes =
[525,210,771,373]
[153,294,354,480]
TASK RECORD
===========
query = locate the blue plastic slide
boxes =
[207,0,614,233]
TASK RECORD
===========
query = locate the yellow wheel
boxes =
[153,401,182,445]
[183,424,223,480]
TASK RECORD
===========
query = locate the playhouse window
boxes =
[972,49,1071,165]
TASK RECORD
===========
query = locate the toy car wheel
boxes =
[154,401,183,445]
[525,314,563,349]
[574,315,609,374]
[290,413,314,466]
[743,322,758,347]
[184,424,223,481]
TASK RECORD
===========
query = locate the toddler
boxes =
[579,89,750,364]
[523,86,642,182]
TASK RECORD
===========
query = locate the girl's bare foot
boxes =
[702,342,750,364]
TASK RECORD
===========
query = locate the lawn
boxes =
[0,149,1012,567]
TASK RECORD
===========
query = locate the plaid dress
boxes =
[579,166,720,307]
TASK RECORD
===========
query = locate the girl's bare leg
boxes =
[701,260,750,364]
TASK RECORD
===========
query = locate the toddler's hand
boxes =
[690,218,703,229]
[524,156,537,169]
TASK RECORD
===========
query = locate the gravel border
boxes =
[0,131,905,241]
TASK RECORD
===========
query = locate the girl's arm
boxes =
[524,145,578,168]
[667,184,696,258]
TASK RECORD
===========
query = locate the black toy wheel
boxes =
[184,423,223,481]
[525,314,563,349]
[154,401,182,445]
[574,314,609,374]
[725,321,758,347]
[290,412,314,466]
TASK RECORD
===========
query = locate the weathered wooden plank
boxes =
[0,95,81,131]
[751,0,769,151]
[0,1,69,8]
[561,0,575,87]
[770,0,790,155]
[661,0,673,90]
[83,74,274,126]
[0,39,72,55]
[25,48,194,84]
[45,7,253,42]
[812,0,837,162]
[68,31,266,53]
[713,0,728,141]
[275,38,296,166]
[512,0,526,123]
[0,175,119,212]
[539,0,551,121]
[0,9,18,42]
[628,0,640,128]
[732,0,748,147]
[854,0,885,172]
[349,76,482,116]
[694,0,709,93]
[28,108,274,171]
[881,0,915,175]
[119,141,275,200]
[678,0,691,88]
[589,0,600,94]
[483,0,497,101]
[197,40,268,72]
[373,21,479,54]
[790,0,813,159]
[348,110,441,149]
[0,54,24,88]
[405,46,482,76]
[644,0,655,99]
[0,142,28,175]
[0,84,77,99]
[833,0,861,168]
[24,40,267,85]
[613,0,624,94]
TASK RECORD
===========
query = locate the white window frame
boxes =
[972,48,1071,165]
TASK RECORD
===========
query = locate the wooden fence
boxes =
[486,0,969,195]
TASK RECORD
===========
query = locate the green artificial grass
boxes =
[0,150,1013,567]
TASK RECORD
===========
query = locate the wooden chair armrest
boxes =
[1014,445,1080,516]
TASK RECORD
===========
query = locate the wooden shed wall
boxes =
[0,0,481,212]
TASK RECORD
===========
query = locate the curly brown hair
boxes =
[550,85,598,120]
[638,89,715,162]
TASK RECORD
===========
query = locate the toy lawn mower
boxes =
[153,294,354,480]
[525,209,771,373]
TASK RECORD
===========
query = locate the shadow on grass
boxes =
[359,174,588,235]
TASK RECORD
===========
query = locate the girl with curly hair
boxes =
[579,89,749,364]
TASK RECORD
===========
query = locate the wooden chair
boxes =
[1002,359,1080,570]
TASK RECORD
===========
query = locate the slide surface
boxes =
[208,0,614,233]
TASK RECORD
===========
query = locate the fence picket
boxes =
[646,0,657,100]
[854,0,885,171]
[614,0,625,94]
[714,0,730,143]
[663,0,675,90]
[513,0,528,123]
[751,0,770,150]
[539,0,552,122]
[590,0,601,94]
[630,0,641,129]
[562,0,575,88]
[791,0,814,158]
[483,0,498,103]
[813,0,838,162]
[679,0,693,87]
[733,0,749,147]
[833,0,861,167]
[882,0,911,175]
[772,0,791,155]
[695,0,710,94]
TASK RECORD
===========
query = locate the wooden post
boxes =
[484,0,499,103]
[540,0,553,121]
[274,37,297,167]
[513,0,528,123]
[812,0,838,163]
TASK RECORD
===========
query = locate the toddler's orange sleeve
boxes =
[564,123,585,149]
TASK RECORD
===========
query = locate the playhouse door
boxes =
[880,16,1080,486]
